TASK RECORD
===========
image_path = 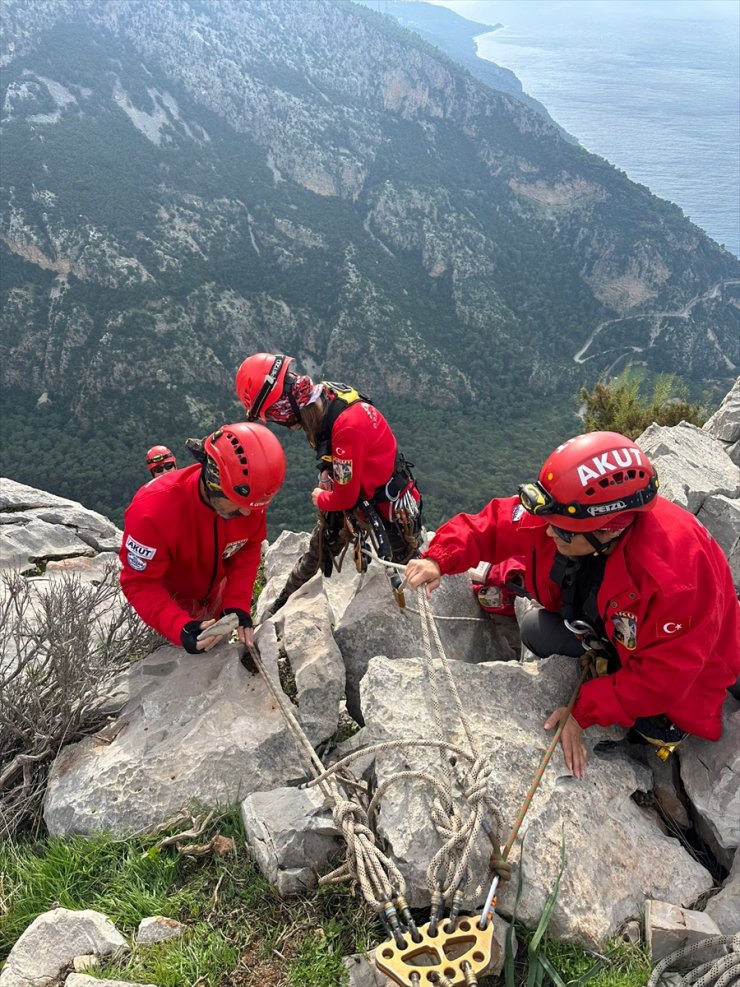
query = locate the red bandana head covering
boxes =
[266,374,322,424]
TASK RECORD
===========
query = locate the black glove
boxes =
[181,620,203,654]
[221,607,253,629]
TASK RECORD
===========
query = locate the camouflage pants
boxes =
[273,508,421,611]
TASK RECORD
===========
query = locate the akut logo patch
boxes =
[576,447,644,487]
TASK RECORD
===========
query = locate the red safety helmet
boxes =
[203,422,286,509]
[518,431,659,532]
[146,445,177,476]
[235,353,294,421]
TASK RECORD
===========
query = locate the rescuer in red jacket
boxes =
[120,423,286,653]
[405,432,740,778]
[145,444,177,478]
[235,353,422,613]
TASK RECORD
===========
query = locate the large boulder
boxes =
[334,562,520,723]
[241,785,343,896]
[703,378,740,466]
[360,655,712,947]
[636,422,740,514]
[696,493,740,591]
[0,478,121,573]
[43,643,309,836]
[256,574,345,746]
[0,908,126,987]
[679,697,740,870]
[704,848,740,934]
[255,528,360,625]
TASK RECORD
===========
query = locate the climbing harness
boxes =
[646,932,740,987]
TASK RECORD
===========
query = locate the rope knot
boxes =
[489,847,512,883]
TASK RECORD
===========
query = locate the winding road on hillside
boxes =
[573,278,740,373]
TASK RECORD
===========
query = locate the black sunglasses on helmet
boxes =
[247,355,288,421]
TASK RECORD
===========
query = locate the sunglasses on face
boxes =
[548,525,580,543]
[152,463,176,475]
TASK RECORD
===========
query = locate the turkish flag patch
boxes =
[655,617,692,637]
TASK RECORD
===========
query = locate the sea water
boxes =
[436,0,740,257]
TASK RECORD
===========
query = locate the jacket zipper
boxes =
[205,517,219,602]
[530,546,540,603]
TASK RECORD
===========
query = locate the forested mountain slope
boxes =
[1,0,738,527]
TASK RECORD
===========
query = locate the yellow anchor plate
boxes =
[373,916,498,986]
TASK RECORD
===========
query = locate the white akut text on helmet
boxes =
[577,447,644,487]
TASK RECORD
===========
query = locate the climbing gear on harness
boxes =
[519,430,659,532]
[633,715,688,762]
[358,498,393,561]
[203,423,286,508]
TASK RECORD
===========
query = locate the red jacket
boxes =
[424,496,740,740]
[315,400,399,514]
[119,465,266,645]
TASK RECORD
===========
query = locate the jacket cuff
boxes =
[573,679,634,730]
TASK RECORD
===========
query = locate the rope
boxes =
[244,642,403,908]
[254,540,590,931]
[646,933,740,987]
[479,659,591,926]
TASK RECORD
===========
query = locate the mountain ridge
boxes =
[1,0,737,527]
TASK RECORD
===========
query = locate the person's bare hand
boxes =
[403,558,442,596]
[311,487,323,508]
[544,706,587,778]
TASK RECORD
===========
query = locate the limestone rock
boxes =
[0,515,95,572]
[334,563,519,724]
[241,785,342,895]
[264,529,312,585]
[278,574,345,745]
[696,494,740,591]
[43,644,307,835]
[135,916,184,945]
[343,952,390,986]
[704,850,740,935]
[0,908,126,987]
[704,379,740,447]
[636,423,740,513]
[360,655,712,946]
[645,899,722,962]
[44,552,120,584]
[679,697,740,870]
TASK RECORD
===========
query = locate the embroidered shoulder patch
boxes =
[333,458,353,484]
[127,552,148,572]
[125,534,156,560]
[611,610,638,651]
[223,538,248,559]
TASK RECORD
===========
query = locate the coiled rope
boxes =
[647,933,740,987]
